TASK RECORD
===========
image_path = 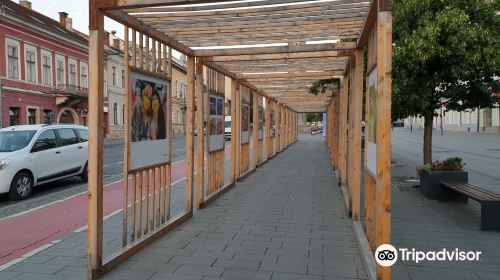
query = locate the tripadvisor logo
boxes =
[375,244,482,267]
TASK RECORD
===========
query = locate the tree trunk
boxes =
[476,106,480,133]
[423,114,433,164]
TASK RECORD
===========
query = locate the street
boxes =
[392,128,500,193]
[0,135,191,219]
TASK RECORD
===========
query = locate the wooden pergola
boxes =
[87,1,392,279]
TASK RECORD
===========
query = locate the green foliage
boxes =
[416,164,432,177]
[308,79,340,95]
[431,157,465,172]
[392,0,500,120]
[306,113,322,122]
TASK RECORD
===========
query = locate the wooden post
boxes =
[195,58,204,209]
[185,56,195,212]
[122,26,130,247]
[252,92,258,168]
[230,79,238,182]
[376,4,393,279]
[339,76,349,186]
[264,98,270,159]
[348,49,364,220]
[88,2,104,278]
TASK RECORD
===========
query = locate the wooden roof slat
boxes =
[130,0,370,18]
[125,0,367,13]
[193,42,356,57]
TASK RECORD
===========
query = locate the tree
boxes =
[392,0,499,164]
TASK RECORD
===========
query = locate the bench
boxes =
[441,181,500,231]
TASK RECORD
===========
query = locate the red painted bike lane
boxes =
[0,146,232,266]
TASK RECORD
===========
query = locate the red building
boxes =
[0,0,92,128]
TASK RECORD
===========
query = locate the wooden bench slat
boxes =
[441,181,500,202]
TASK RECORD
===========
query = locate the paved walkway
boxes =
[0,135,367,280]
[101,135,367,280]
[391,129,500,280]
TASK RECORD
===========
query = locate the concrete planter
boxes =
[420,171,468,202]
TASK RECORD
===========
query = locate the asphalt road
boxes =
[391,128,500,193]
[0,135,192,219]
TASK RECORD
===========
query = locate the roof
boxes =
[99,0,375,112]
[0,0,87,44]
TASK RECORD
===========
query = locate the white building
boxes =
[404,107,500,133]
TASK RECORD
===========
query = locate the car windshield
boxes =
[0,131,36,152]
[225,121,231,128]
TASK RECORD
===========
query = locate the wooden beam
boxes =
[185,56,195,212]
[195,58,204,209]
[212,51,353,62]
[237,71,343,79]
[348,49,364,221]
[193,42,357,57]
[230,79,238,182]
[103,10,194,56]
[252,93,259,169]
[87,2,104,279]
[357,0,377,48]
[100,0,225,10]
[375,7,393,280]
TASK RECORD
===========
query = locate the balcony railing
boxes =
[52,84,88,96]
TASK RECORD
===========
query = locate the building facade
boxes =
[0,0,90,128]
[171,57,187,135]
[105,32,126,139]
[403,107,500,133]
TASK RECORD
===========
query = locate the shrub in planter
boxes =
[418,157,468,201]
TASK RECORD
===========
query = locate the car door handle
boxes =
[78,146,83,149]
[55,151,61,154]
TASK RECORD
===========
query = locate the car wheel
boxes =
[81,163,88,182]
[9,172,33,200]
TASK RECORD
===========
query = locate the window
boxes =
[113,103,118,124]
[33,130,57,152]
[77,129,88,142]
[9,108,20,126]
[80,65,88,89]
[0,131,36,152]
[7,44,19,79]
[28,108,37,124]
[175,80,178,97]
[112,66,116,86]
[56,56,65,86]
[43,110,53,124]
[42,52,52,85]
[122,104,125,125]
[69,62,77,86]
[25,47,37,82]
[121,69,125,88]
[57,128,78,146]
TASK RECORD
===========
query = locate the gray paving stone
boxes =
[128,262,179,273]
[271,272,322,280]
[174,265,224,277]
[169,256,216,266]
[222,268,272,280]
[259,262,307,274]
[10,262,66,274]
[149,272,201,280]
[213,259,260,270]
[0,271,22,280]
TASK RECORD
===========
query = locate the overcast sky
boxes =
[18,0,125,38]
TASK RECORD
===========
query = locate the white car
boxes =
[224,116,231,140]
[0,124,88,200]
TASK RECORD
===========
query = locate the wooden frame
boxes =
[87,1,391,279]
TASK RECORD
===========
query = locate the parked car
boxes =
[224,116,231,140]
[0,124,88,200]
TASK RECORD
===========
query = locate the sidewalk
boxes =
[391,129,500,280]
[0,135,368,280]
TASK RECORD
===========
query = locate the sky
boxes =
[19,0,125,38]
